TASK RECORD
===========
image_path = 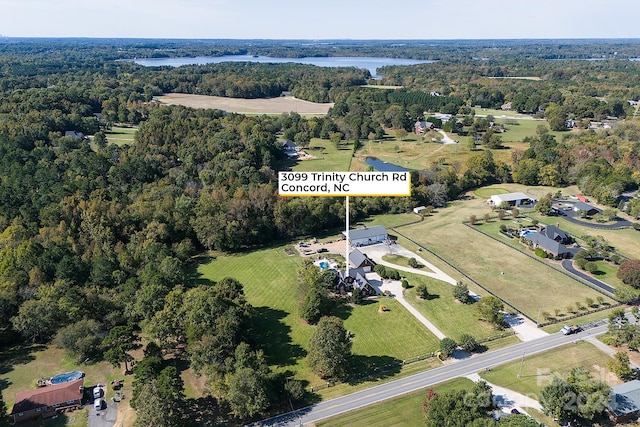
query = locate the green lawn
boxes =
[591,260,624,288]
[104,125,137,146]
[479,341,615,398]
[195,245,440,390]
[475,187,508,198]
[316,377,475,427]
[352,135,469,173]
[381,254,432,271]
[402,275,507,342]
[290,138,354,172]
[494,117,565,143]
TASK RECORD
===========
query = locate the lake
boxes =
[365,157,410,172]
[130,55,434,78]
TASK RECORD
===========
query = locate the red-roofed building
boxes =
[576,194,590,203]
[11,378,84,423]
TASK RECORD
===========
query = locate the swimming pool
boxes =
[50,370,85,385]
[521,230,537,237]
[319,261,329,269]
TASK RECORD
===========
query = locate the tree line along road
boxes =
[249,324,609,427]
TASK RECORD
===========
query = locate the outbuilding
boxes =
[489,192,536,207]
[413,206,426,215]
[343,226,388,247]
[573,201,600,216]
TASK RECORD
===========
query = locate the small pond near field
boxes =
[365,157,410,172]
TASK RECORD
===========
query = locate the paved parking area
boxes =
[89,385,117,427]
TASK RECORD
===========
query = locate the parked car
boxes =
[510,408,520,414]
[317,248,328,253]
[94,398,103,410]
[92,386,101,399]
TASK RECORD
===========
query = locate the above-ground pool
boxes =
[50,370,85,384]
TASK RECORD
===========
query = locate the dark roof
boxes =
[542,225,570,242]
[64,131,85,139]
[608,380,640,417]
[527,232,570,255]
[349,249,368,268]
[345,226,387,241]
[12,378,84,414]
[339,268,372,290]
[280,140,298,149]
[574,201,599,213]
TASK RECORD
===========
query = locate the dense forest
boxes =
[1,38,640,424]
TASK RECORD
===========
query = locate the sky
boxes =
[1,0,640,40]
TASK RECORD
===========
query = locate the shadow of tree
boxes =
[185,396,235,427]
[252,307,306,367]
[0,344,43,381]
[345,354,402,386]
[474,344,489,354]
[185,255,217,287]
[325,298,354,322]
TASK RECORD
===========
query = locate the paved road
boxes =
[251,324,609,427]
[561,259,615,294]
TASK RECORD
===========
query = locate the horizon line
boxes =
[2,36,640,42]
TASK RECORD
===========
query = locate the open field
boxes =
[393,183,615,319]
[195,245,440,391]
[286,138,354,172]
[475,187,508,198]
[495,118,565,143]
[316,377,474,427]
[351,133,469,172]
[104,125,137,146]
[479,341,618,398]
[157,93,333,115]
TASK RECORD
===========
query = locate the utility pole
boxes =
[518,351,525,378]
[345,195,349,279]
[536,304,542,326]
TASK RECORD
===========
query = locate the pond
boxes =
[365,157,410,172]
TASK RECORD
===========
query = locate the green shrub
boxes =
[534,247,547,258]
[374,264,387,277]
[439,337,458,359]
[416,284,429,299]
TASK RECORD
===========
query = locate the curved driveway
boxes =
[250,324,609,427]
[555,203,632,229]
[561,259,615,294]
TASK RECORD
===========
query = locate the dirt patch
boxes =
[295,239,347,257]
[157,93,333,115]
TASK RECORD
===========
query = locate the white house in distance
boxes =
[488,192,536,207]
[342,225,388,247]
